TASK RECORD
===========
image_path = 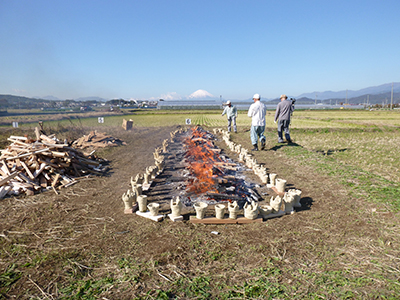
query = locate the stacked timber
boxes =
[72,131,126,149]
[0,131,108,199]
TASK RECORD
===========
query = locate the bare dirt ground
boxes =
[0,125,399,299]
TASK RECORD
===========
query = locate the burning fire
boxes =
[184,126,221,194]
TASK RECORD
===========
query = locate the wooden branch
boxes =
[0,171,21,187]
[20,161,35,179]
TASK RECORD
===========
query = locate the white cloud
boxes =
[149,92,182,100]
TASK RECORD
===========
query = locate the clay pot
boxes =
[289,189,302,208]
[283,193,296,214]
[228,201,240,219]
[137,195,148,212]
[215,204,226,219]
[259,205,273,217]
[130,177,137,190]
[151,166,158,179]
[269,173,277,186]
[244,201,259,220]
[135,174,143,185]
[170,196,183,217]
[122,189,136,213]
[147,202,160,216]
[134,184,142,196]
[276,178,287,193]
[143,173,150,185]
[270,196,282,213]
[260,174,268,184]
[194,202,208,219]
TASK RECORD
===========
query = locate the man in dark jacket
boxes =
[274,94,294,143]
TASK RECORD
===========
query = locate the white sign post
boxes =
[98,117,104,124]
[185,118,191,125]
[12,122,18,128]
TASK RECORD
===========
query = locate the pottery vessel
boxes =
[147,202,160,216]
[289,189,302,208]
[134,184,142,196]
[270,196,282,213]
[228,201,240,219]
[194,202,208,219]
[269,173,277,186]
[122,189,136,213]
[215,204,226,219]
[170,196,183,217]
[259,205,273,217]
[137,195,148,212]
[244,201,259,220]
[276,178,287,193]
[283,192,296,214]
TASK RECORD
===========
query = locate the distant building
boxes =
[157,100,221,110]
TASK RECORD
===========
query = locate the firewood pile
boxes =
[72,131,126,149]
[0,130,109,199]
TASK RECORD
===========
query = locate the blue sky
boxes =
[0,0,399,100]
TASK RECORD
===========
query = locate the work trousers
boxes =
[278,119,291,142]
[227,116,237,132]
[250,125,265,145]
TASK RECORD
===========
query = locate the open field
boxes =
[0,110,399,299]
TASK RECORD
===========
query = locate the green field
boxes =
[1,109,400,299]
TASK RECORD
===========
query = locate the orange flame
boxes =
[184,126,221,194]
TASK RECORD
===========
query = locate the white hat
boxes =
[226,100,231,104]
[253,94,260,100]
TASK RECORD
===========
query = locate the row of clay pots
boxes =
[137,196,184,217]
[194,200,273,220]
[169,127,186,143]
[214,128,290,194]
[122,128,185,215]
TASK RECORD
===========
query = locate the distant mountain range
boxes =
[1,82,399,107]
[297,82,400,100]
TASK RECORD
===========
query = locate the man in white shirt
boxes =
[247,94,266,151]
[221,100,238,133]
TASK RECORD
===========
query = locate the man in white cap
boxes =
[221,100,238,133]
[274,94,295,143]
[247,94,266,151]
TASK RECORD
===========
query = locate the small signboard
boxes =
[185,118,191,125]
[12,122,18,128]
[98,117,104,124]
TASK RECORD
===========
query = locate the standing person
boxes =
[274,94,295,143]
[247,94,266,151]
[221,100,238,133]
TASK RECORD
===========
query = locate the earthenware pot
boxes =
[147,202,160,216]
[270,195,282,213]
[122,189,136,213]
[137,195,148,212]
[276,178,287,193]
[228,201,240,219]
[283,193,296,214]
[194,202,208,219]
[215,204,226,219]
[288,189,302,208]
[269,173,277,186]
[244,201,259,220]
[170,196,183,217]
[259,205,273,217]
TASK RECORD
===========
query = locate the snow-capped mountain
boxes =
[188,89,215,99]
